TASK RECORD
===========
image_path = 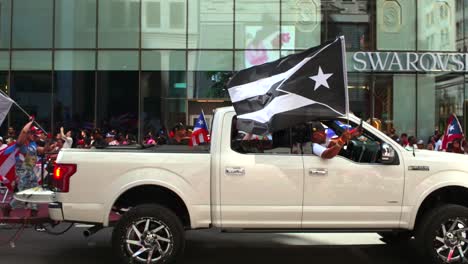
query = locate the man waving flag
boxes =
[227,36,348,135]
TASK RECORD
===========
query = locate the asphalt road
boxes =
[0,225,419,264]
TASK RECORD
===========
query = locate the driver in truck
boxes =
[311,121,361,159]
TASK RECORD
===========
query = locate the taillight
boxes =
[52,163,76,192]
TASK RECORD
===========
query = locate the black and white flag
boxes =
[227,36,349,135]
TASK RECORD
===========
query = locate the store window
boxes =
[53,71,95,131]
[323,0,372,51]
[99,0,139,48]
[235,0,280,50]
[281,0,321,49]
[12,0,53,48]
[142,0,187,49]
[418,0,460,51]
[12,51,52,71]
[54,51,95,131]
[141,50,186,138]
[188,51,233,99]
[97,51,138,137]
[0,0,11,48]
[188,0,233,49]
[377,0,416,50]
[0,51,8,70]
[10,72,52,131]
[55,0,97,48]
[432,73,464,137]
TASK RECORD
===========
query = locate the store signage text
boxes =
[352,52,468,72]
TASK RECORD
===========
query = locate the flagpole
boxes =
[0,89,48,134]
[339,35,350,125]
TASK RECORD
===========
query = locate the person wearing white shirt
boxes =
[0,136,6,151]
[60,127,73,149]
[310,122,352,159]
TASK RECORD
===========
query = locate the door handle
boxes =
[225,167,245,176]
[309,168,328,176]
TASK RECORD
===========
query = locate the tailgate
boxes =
[14,186,57,203]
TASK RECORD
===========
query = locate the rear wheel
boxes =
[416,204,468,264]
[112,204,185,263]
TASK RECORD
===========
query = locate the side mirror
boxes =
[380,143,396,164]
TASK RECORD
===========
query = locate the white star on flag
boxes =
[449,125,455,132]
[310,66,333,91]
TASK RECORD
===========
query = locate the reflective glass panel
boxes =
[418,0,459,51]
[188,0,233,49]
[235,0,280,49]
[0,51,9,70]
[98,51,138,71]
[99,0,139,48]
[55,0,96,48]
[234,50,279,70]
[281,0,320,49]
[188,51,233,99]
[55,51,95,71]
[54,71,95,130]
[142,0,186,48]
[0,0,11,48]
[432,73,464,137]
[377,0,416,50]
[12,0,53,48]
[323,1,372,51]
[97,71,139,136]
[12,51,52,70]
[10,71,52,131]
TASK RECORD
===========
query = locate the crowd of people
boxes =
[385,128,467,154]
[0,122,198,154]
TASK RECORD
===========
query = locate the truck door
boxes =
[218,112,304,229]
[301,120,405,229]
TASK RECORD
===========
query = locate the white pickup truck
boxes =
[16,106,468,264]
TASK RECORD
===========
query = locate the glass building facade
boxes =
[0,0,467,141]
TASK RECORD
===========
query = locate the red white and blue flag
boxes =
[189,111,210,147]
[0,143,19,191]
[442,113,464,150]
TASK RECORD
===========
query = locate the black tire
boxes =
[415,204,468,264]
[378,231,412,245]
[112,204,185,264]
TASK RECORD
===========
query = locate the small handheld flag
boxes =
[189,111,210,147]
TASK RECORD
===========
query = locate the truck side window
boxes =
[230,116,300,155]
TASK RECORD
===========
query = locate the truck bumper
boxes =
[48,202,64,221]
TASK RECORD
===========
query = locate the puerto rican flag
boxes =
[0,143,19,191]
[189,112,210,147]
[442,113,464,151]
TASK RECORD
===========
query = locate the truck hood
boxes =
[408,149,468,172]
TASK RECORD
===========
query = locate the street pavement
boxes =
[0,225,419,264]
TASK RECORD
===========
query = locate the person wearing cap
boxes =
[2,119,46,217]
[310,121,352,159]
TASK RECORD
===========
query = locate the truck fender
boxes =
[406,170,468,229]
[101,167,194,226]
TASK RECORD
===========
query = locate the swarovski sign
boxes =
[352,52,468,72]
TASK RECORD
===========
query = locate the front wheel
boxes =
[112,204,185,263]
[416,204,468,264]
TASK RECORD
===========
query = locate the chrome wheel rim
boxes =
[125,218,173,263]
[434,217,468,263]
